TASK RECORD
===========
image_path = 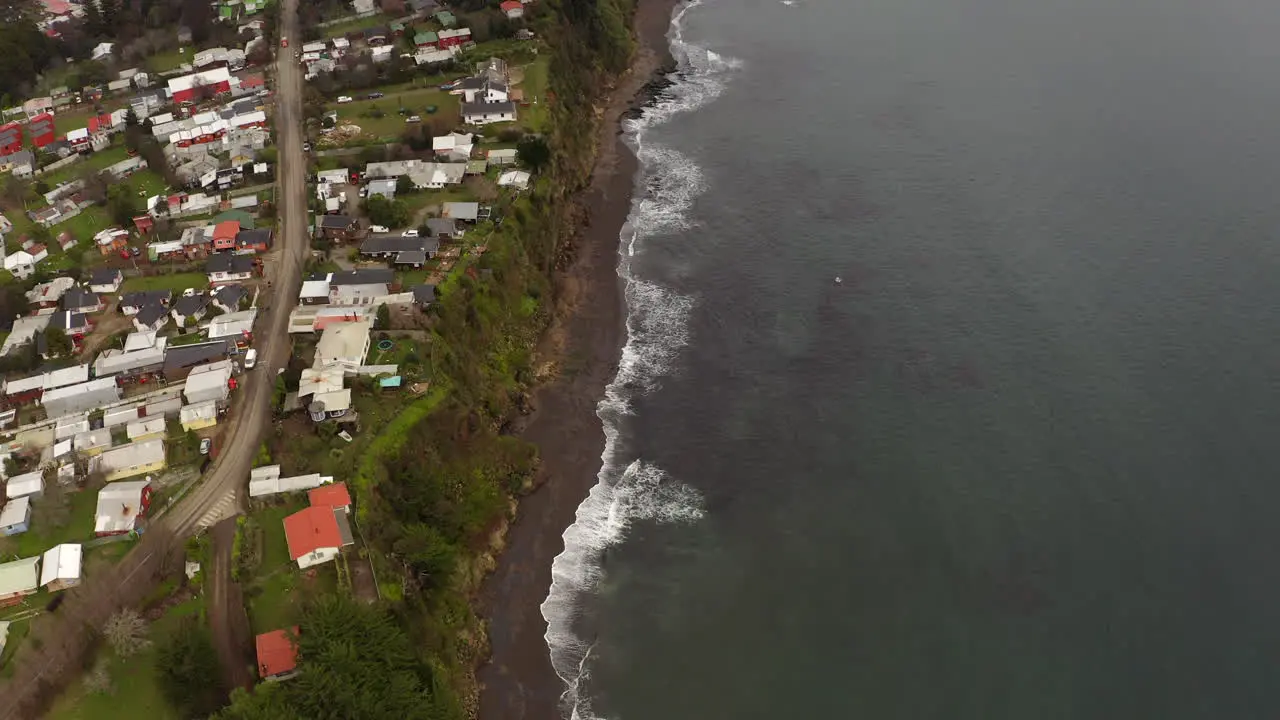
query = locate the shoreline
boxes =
[476,1,681,718]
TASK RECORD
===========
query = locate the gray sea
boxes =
[542,0,1280,717]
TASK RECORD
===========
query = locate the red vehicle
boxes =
[119,248,130,259]
[280,37,288,48]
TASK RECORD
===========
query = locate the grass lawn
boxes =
[38,146,131,188]
[145,49,190,74]
[364,335,421,368]
[0,488,99,560]
[245,500,337,634]
[61,207,111,246]
[46,596,204,720]
[121,272,210,293]
[321,13,391,38]
[0,619,31,678]
[53,101,129,138]
[326,87,460,143]
[517,56,551,133]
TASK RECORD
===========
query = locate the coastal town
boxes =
[0,0,579,713]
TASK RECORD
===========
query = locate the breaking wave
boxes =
[540,1,739,719]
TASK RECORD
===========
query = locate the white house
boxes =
[4,471,44,500]
[462,101,517,125]
[94,480,150,535]
[327,269,392,306]
[432,132,474,161]
[40,543,82,591]
[497,169,532,190]
[0,496,31,536]
[183,360,232,405]
[3,249,41,279]
[206,254,255,284]
[314,321,371,375]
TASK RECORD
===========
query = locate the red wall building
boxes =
[0,123,22,156]
[28,113,54,148]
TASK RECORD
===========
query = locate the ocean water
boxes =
[543,0,1280,717]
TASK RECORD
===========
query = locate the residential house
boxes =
[500,0,523,17]
[328,270,393,305]
[205,309,257,345]
[365,178,397,200]
[26,277,76,314]
[407,162,466,189]
[93,438,166,482]
[0,314,51,356]
[206,254,256,284]
[256,628,300,681]
[442,202,481,222]
[213,220,240,251]
[432,131,474,161]
[0,498,31,537]
[48,310,92,337]
[3,249,40,279]
[486,147,517,165]
[463,101,517,125]
[168,67,233,104]
[414,30,438,48]
[248,466,335,498]
[42,377,120,418]
[93,334,167,379]
[437,27,470,48]
[89,268,123,294]
[57,231,76,252]
[0,149,34,177]
[120,290,172,315]
[412,284,436,308]
[61,287,103,314]
[183,360,233,405]
[0,556,38,605]
[5,471,44,500]
[435,9,456,27]
[125,417,166,442]
[359,235,439,264]
[132,303,170,333]
[309,482,352,513]
[283,504,353,569]
[298,273,332,305]
[317,214,361,241]
[3,375,44,405]
[94,227,130,256]
[73,427,112,455]
[211,284,248,313]
[179,399,218,431]
[314,320,372,375]
[163,340,233,382]
[94,479,151,535]
[171,293,212,326]
[40,543,81,592]
[425,217,464,239]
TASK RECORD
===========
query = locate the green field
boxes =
[326,87,461,143]
[46,596,204,720]
[145,49,190,74]
[0,487,100,560]
[38,145,130,188]
[517,56,551,133]
[321,13,392,39]
[121,272,209,294]
[245,501,336,635]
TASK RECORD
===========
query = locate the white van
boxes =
[337,96,354,104]
[244,348,257,370]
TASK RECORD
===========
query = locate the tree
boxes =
[374,303,390,330]
[395,175,414,196]
[82,658,114,696]
[106,181,141,226]
[517,136,551,172]
[156,619,226,719]
[43,327,72,357]
[362,195,409,228]
[102,608,150,658]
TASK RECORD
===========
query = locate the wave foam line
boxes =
[541,1,739,718]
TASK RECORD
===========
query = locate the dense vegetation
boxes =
[218,0,640,716]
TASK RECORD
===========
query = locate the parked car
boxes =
[402,229,419,237]
[302,142,311,152]
[244,348,258,369]
[367,92,384,99]
[130,246,140,257]
[337,96,353,104]
[370,224,389,233]
[199,438,212,455]
[405,115,421,123]
[119,248,130,259]
[281,37,288,47]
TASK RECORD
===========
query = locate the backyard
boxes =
[321,13,392,39]
[244,501,337,635]
[0,487,100,560]
[323,87,460,145]
[120,272,210,294]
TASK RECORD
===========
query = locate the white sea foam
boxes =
[540,1,740,718]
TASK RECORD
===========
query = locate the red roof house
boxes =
[86,113,114,134]
[308,482,352,513]
[500,0,524,18]
[29,113,55,148]
[212,220,240,251]
[255,628,300,681]
[283,506,351,569]
[133,215,155,234]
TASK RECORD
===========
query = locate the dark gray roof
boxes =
[213,284,247,307]
[359,235,426,254]
[48,311,86,331]
[164,340,231,371]
[305,271,331,281]
[121,289,171,308]
[61,287,99,311]
[172,294,211,317]
[329,269,394,286]
[425,218,457,237]
[412,284,436,304]
[206,254,255,274]
[455,77,485,91]
[134,303,167,326]
[394,250,427,265]
[462,101,516,116]
[89,267,122,285]
[236,228,272,248]
[318,214,356,229]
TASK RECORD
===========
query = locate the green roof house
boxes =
[434,10,456,27]
[414,30,438,47]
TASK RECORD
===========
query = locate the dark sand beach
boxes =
[476,2,680,718]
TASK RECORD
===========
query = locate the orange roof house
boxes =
[283,505,351,569]
[212,220,240,251]
[255,627,299,681]
[307,482,351,512]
